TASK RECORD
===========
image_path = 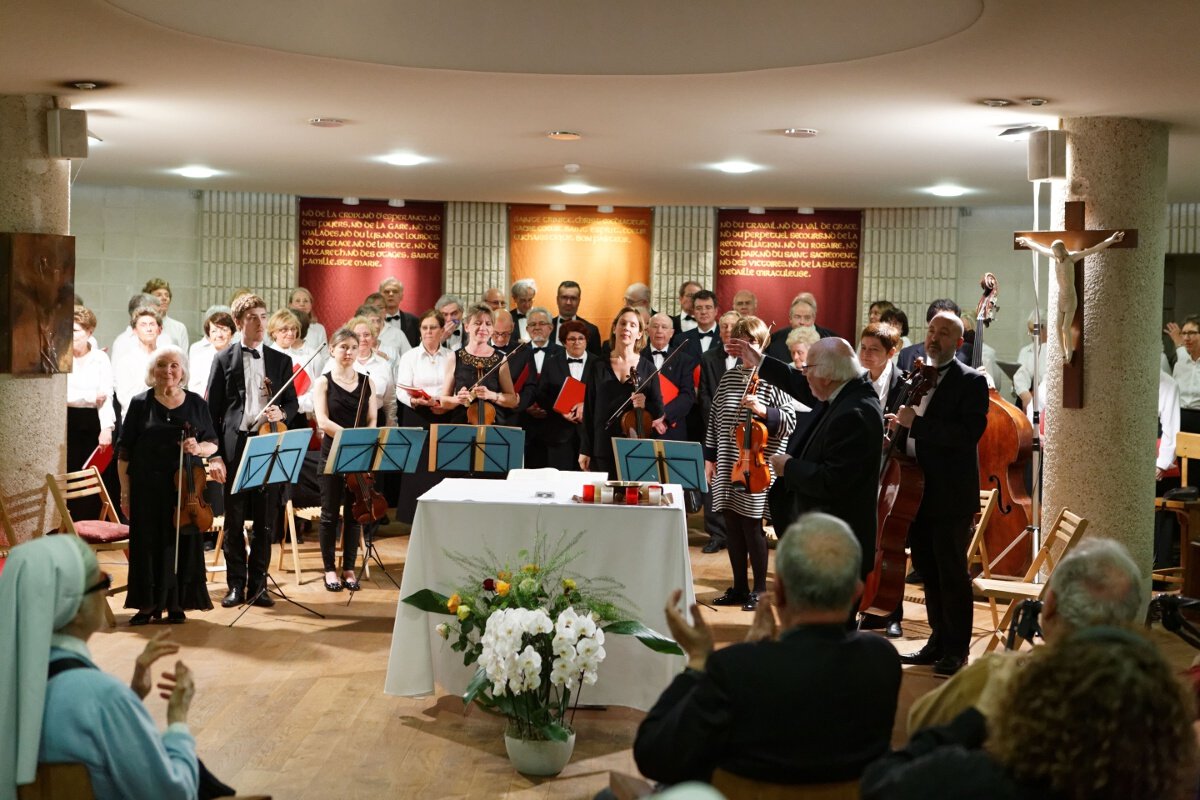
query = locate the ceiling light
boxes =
[783,128,819,138]
[174,166,217,179]
[1023,98,1049,107]
[797,207,815,214]
[998,124,1045,141]
[557,183,596,195]
[927,184,967,197]
[547,131,582,141]
[382,153,427,166]
[597,205,614,213]
[563,163,581,174]
[714,161,759,174]
[388,199,405,208]
[748,206,766,214]
[549,203,567,211]
[343,197,360,205]
[309,118,345,128]
[980,99,1012,108]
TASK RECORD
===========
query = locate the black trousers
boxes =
[221,437,279,590]
[703,490,727,543]
[908,511,974,658]
[723,510,768,594]
[319,473,361,573]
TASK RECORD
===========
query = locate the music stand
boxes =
[430,424,524,474]
[228,428,325,626]
[325,427,427,596]
[612,438,708,492]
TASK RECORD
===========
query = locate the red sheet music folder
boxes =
[553,376,586,415]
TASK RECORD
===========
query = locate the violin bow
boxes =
[247,346,324,429]
[466,340,529,392]
[604,339,692,429]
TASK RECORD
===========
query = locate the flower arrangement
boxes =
[403,531,681,742]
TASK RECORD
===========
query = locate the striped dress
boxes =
[704,365,797,519]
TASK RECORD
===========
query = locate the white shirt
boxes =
[695,325,718,353]
[162,316,189,352]
[378,324,411,361]
[110,329,172,363]
[678,314,698,333]
[566,351,588,382]
[306,321,328,352]
[516,315,530,342]
[1162,352,1172,375]
[67,347,116,430]
[1159,370,1181,472]
[239,343,268,431]
[187,339,216,395]
[869,361,894,406]
[724,354,737,371]
[111,345,156,421]
[396,346,453,410]
[1174,346,1200,411]
[269,342,319,415]
[1013,341,1049,396]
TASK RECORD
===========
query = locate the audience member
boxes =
[289,287,326,351]
[1168,315,1200,433]
[1013,311,1049,412]
[67,306,115,472]
[143,278,190,351]
[551,281,603,355]
[113,305,166,421]
[187,309,234,395]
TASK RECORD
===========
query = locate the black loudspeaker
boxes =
[47,109,88,159]
[1027,129,1065,182]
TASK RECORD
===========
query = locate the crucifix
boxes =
[1013,200,1138,409]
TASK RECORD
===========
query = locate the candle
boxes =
[625,486,639,505]
[601,486,614,504]
[582,484,595,502]
[647,485,663,505]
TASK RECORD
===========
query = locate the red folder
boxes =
[292,363,312,396]
[658,373,679,407]
[398,383,433,401]
[512,362,531,394]
[692,364,701,390]
[553,376,586,415]
[84,445,113,473]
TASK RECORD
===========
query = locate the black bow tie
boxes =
[531,347,546,354]
[938,361,954,373]
[651,350,668,357]
[698,330,714,338]
[683,315,694,321]
[241,346,260,359]
[567,357,584,364]
[385,314,402,322]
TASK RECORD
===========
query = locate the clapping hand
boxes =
[132,630,181,700]
[664,588,713,671]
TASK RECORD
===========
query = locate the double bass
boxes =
[972,274,1035,576]
[861,359,938,616]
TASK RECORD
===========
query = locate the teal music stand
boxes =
[430,424,524,474]
[612,438,708,492]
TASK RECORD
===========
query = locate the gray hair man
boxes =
[908,537,1144,732]
[634,512,900,787]
[510,279,537,340]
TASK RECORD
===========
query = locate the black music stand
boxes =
[429,424,525,474]
[612,438,708,491]
[228,429,325,626]
[325,427,427,597]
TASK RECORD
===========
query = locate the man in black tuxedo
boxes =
[641,313,697,441]
[535,319,592,470]
[895,298,972,370]
[550,280,602,355]
[509,278,537,342]
[490,309,526,426]
[677,289,721,356]
[764,292,839,362]
[379,277,419,348]
[732,337,882,575]
[693,310,740,552]
[670,280,703,335]
[888,311,989,676]
[206,294,298,608]
[634,512,900,787]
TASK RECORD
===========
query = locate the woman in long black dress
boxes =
[117,345,219,624]
[439,304,519,423]
[312,327,380,592]
[579,307,664,478]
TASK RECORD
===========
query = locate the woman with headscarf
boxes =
[0,534,217,800]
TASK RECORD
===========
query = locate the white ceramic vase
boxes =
[504,731,576,776]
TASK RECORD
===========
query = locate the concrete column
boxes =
[1042,117,1168,575]
[0,95,71,541]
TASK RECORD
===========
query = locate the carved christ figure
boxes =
[1014,231,1125,363]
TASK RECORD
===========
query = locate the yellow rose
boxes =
[496,580,511,597]
[522,563,539,574]
[456,605,471,621]
[562,578,577,591]
[447,593,461,613]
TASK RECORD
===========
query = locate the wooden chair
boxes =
[17,761,272,800]
[904,489,998,608]
[712,769,859,800]
[205,514,226,583]
[45,468,130,624]
[972,506,1089,652]
[279,499,367,583]
[1152,431,1200,587]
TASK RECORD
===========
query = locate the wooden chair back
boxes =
[45,468,121,533]
[711,769,859,800]
[17,763,96,800]
[968,489,999,577]
[1178,432,1200,485]
[1025,507,1089,583]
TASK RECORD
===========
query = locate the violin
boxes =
[345,372,386,524]
[174,422,214,533]
[464,342,526,426]
[730,367,771,494]
[620,366,653,438]
[861,358,938,616]
[258,377,286,435]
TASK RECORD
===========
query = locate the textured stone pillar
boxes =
[1042,117,1168,576]
[0,95,71,541]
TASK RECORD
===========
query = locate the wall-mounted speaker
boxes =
[1027,129,1066,182]
[47,109,88,159]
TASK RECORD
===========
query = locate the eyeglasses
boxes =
[527,321,550,328]
[1183,330,1200,337]
[84,571,112,595]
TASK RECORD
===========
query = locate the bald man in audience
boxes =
[907,538,1143,732]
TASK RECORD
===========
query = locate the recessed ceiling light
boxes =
[783,128,819,138]
[174,166,217,179]
[980,99,1012,108]
[343,197,360,205]
[382,153,427,167]
[557,183,596,195]
[388,199,405,208]
[547,131,582,141]
[714,161,759,174]
[549,203,567,211]
[1023,98,1049,107]
[597,205,614,213]
[309,118,345,128]
[797,207,815,214]
[748,206,766,214]
[563,163,581,174]
[927,184,967,197]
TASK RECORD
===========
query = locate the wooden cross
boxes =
[1014,200,1138,409]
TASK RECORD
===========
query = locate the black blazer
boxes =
[896,341,972,372]
[533,347,588,445]
[385,310,419,348]
[635,624,900,786]
[678,326,721,362]
[639,345,697,442]
[693,343,730,441]
[767,374,883,567]
[205,344,299,465]
[551,315,603,355]
[901,359,990,519]
[670,312,698,335]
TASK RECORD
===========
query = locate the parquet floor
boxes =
[82,514,1194,800]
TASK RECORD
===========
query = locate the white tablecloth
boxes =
[384,476,694,711]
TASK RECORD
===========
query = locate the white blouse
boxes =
[395,346,453,410]
[112,345,156,421]
[66,347,116,430]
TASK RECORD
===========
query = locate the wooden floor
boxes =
[83,514,1194,800]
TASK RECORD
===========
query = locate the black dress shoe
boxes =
[933,655,967,677]
[712,588,749,606]
[249,589,275,608]
[701,539,726,554]
[885,621,903,639]
[905,568,924,585]
[741,592,759,612]
[221,586,245,608]
[898,645,940,666]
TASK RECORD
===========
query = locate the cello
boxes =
[345,372,387,525]
[971,273,1035,576]
[729,366,771,494]
[860,359,938,616]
